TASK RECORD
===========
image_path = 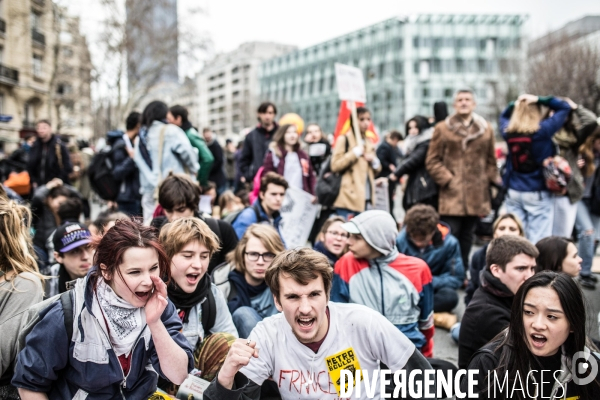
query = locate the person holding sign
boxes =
[203,248,433,400]
[330,106,381,220]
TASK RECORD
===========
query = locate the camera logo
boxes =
[572,351,598,385]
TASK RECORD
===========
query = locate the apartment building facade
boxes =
[259,14,527,135]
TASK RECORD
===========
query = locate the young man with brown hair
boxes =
[151,173,238,273]
[204,248,433,400]
[231,172,288,242]
[396,204,464,326]
[458,235,538,368]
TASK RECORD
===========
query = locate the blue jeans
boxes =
[576,200,598,278]
[232,306,262,339]
[505,189,553,244]
[552,195,577,237]
[335,208,360,221]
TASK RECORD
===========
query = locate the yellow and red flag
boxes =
[332,100,379,145]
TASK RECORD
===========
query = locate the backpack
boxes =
[0,290,74,386]
[222,203,263,225]
[315,137,349,207]
[200,285,216,332]
[506,133,539,174]
[88,141,125,201]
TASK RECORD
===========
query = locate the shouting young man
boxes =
[204,248,433,399]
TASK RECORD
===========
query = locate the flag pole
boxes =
[349,101,362,146]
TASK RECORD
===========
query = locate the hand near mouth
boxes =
[145,275,168,326]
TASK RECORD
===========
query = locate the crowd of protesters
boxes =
[1,89,600,399]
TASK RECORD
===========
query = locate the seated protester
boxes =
[465,213,525,305]
[203,248,434,400]
[12,219,193,399]
[211,225,285,338]
[218,190,244,220]
[151,173,238,274]
[312,216,349,267]
[462,271,600,399]
[30,178,81,263]
[45,222,93,298]
[0,198,44,398]
[536,236,584,279]
[332,210,435,357]
[45,197,83,265]
[231,172,287,242]
[396,204,464,328]
[159,218,238,387]
[458,235,538,369]
[90,208,129,237]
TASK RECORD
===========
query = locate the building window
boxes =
[32,55,43,77]
[456,59,465,73]
[478,59,486,73]
[318,78,324,93]
[431,59,441,73]
[30,12,41,31]
[422,87,429,97]
[396,39,403,50]
[394,61,403,75]
[413,37,419,48]
[62,47,73,57]
[378,63,385,78]
[444,88,453,98]
[0,93,4,114]
[413,62,419,74]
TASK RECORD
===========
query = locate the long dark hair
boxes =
[493,271,596,399]
[141,100,168,127]
[404,115,429,136]
[535,236,572,273]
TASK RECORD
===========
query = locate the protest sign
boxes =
[335,63,366,103]
[335,63,367,145]
[280,186,320,248]
[373,179,390,213]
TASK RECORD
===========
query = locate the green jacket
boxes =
[185,127,214,186]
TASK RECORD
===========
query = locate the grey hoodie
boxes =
[343,210,398,256]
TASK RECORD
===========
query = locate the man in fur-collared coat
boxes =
[425,88,498,272]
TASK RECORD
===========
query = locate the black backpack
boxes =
[315,137,349,207]
[88,142,125,201]
[506,133,539,174]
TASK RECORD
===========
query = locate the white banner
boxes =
[372,179,390,213]
[279,186,320,248]
[335,63,366,103]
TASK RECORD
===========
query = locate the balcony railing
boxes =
[0,64,19,86]
[32,29,45,46]
[31,0,45,7]
[0,18,6,34]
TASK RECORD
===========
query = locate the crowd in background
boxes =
[1,88,600,399]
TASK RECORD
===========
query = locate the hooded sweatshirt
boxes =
[331,210,435,356]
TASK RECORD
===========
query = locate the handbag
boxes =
[315,138,350,207]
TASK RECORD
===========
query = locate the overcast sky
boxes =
[66,0,599,78]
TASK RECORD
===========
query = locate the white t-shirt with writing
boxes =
[241,302,416,399]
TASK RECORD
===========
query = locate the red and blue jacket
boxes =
[331,251,435,357]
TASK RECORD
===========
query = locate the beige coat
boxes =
[425,113,498,216]
[330,132,381,213]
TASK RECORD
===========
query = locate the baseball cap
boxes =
[54,222,92,253]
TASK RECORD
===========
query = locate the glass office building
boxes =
[259,14,527,135]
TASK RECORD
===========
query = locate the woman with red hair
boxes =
[13,219,193,399]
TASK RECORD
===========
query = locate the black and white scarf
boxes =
[93,278,146,356]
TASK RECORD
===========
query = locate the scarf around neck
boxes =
[227,269,268,313]
[93,278,146,356]
[168,274,211,324]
